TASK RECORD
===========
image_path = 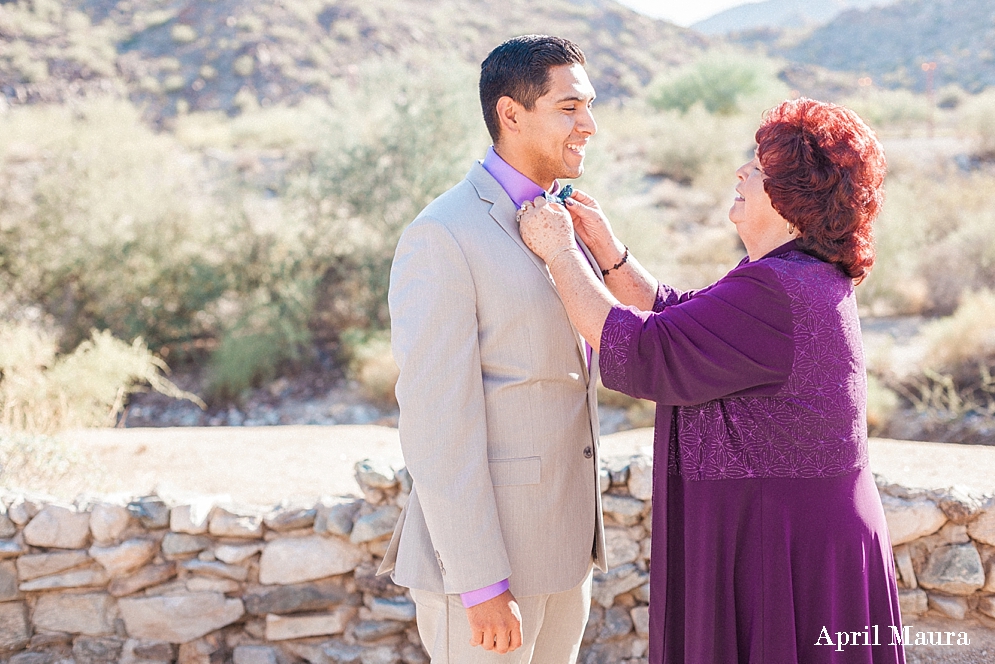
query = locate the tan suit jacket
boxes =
[377,162,608,598]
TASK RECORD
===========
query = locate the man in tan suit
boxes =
[378,35,607,663]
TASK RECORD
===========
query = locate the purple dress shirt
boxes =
[459,147,593,609]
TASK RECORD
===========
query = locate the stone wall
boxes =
[0,454,992,664]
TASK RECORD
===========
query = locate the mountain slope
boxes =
[692,0,893,35]
[0,0,707,121]
[784,0,995,91]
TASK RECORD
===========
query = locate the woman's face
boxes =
[729,154,784,237]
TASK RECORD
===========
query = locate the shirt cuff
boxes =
[460,579,510,608]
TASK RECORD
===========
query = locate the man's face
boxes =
[515,64,597,187]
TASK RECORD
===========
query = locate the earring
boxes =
[787,222,796,235]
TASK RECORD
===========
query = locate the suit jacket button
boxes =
[583,446,593,459]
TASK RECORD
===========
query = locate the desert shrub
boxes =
[340,329,399,409]
[840,89,931,132]
[643,106,741,185]
[206,333,287,402]
[861,171,995,316]
[287,61,488,331]
[648,53,788,117]
[866,374,900,434]
[958,89,995,159]
[920,290,995,378]
[879,291,995,419]
[0,322,201,434]
[205,282,316,401]
[0,98,327,402]
[0,65,489,402]
[0,99,241,353]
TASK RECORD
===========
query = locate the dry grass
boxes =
[920,290,995,374]
[342,331,399,409]
[871,291,995,423]
[0,322,201,435]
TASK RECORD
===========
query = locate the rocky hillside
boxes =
[779,0,995,92]
[0,0,706,122]
[693,0,894,35]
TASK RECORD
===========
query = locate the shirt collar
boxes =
[481,146,558,208]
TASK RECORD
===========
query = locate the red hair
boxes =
[756,98,887,284]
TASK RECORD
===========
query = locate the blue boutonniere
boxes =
[545,184,573,205]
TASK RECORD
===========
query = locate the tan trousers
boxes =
[410,567,593,664]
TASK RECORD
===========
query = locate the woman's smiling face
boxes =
[729,154,784,235]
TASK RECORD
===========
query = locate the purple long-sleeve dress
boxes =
[599,240,905,664]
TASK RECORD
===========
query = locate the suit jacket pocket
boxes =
[488,456,541,487]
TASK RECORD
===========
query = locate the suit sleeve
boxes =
[600,262,795,406]
[388,218,512,595]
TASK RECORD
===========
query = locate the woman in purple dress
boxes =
[517,98,904,663]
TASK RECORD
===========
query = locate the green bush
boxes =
[205,288,315,401]
[0,99,240,354]
[648,53,787,117]
[643,106,753,186]
[0,65,489,403]
[839,89,932,132]
[286,61,488,331]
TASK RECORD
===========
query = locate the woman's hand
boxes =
[517,196,575,265]
[562,189,624,270]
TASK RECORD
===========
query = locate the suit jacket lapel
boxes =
[467,163,556,289]
[467,163,601,385]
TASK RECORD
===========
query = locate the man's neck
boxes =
[493,143,554,191]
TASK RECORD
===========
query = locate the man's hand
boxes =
[467,590,523,654]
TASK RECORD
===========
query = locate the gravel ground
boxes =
[902,616,995,664]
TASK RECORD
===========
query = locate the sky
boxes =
[617,0,754,26]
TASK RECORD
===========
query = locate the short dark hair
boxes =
[479,35,586,143]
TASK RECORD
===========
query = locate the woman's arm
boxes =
[564,190,659,311]
[519,197,794,406]
[518,196,615,352]
[545,247,614,354]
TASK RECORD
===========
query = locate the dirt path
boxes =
[48,427,995,505]
[59,425,406,505]
[902,616,995,664]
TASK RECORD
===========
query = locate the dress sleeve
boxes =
[652,282,695,312]
[601,262,794,406]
